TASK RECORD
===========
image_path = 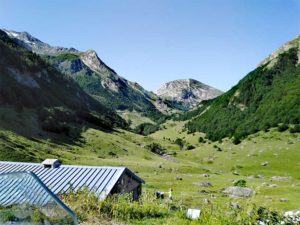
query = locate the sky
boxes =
[0,0,299,92]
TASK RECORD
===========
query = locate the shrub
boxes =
[234,179,247,187]
[233,136,241,145]
[278,124,289,132]
[186,145,195,150]
[290,124,300,133]
[145,143,165,155]
[174,138,185,149]
[198,137,206,143]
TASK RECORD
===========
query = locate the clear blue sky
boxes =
[1,0,299,91]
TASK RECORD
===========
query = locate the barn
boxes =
[0,159,144,201]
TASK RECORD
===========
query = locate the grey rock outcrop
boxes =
[223,187,255,198]
[156,79,223,110]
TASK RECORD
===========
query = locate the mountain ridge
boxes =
[185,35,300,142]
[157,78,223,110]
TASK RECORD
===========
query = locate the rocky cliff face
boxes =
[3,29,78,55]
[156,79,223,110]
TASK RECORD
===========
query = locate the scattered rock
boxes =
[284,210,300,224]
[223,187,255,198]
[233,171,240,175]
[270,176,291,181]
[229,202,241,209]
[198,190,210,195]
[280,198,289,202]
[200,182,213,187]
[203,198,211,204]
[202,173,210,177]
[248,174,264,179]
[186,208,201,220]
[261,162,269,167]
[262,183,278,188]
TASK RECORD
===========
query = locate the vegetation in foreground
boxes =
[64,190,286,225]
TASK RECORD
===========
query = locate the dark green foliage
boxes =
[186,47,300,141]
[133,123,160,136]
[172,100,212,121]
[0,30,127,137]
[174,138,185,149]
[186,145,195,150]
[233,136,241,145]
[38,107,77,135]
[256,207,282,225]
[290,124,300,133]
[198,137,206,143]
[233,179,247,187]
[145,143,165,155]
[54,53,80,61]
[0,209,16,223]
[213,145,222,151]
[277,124,289,132]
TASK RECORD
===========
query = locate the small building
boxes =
[0,160,144,200]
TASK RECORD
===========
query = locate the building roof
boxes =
[0,161,144,200]
[0,171,78,224]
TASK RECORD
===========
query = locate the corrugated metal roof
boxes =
[0,171,78,223]
[0,161,144,201]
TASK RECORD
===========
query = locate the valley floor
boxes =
[0,116,299,223]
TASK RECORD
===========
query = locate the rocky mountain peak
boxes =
[3,29,78,55]
[80,49,116,75]
[156,78,223,110]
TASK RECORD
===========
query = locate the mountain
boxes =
[156,79,223,110]
[3,30,171,122]
[0,29,126,138]
[185,35,300,142]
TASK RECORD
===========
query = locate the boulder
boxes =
[200,182,213,187]
[280,198,289,202]
[223,187,255,198]
[261,162,269,167]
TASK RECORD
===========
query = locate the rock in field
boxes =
[223,187,255,198]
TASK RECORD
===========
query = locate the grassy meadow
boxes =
[0,108,299,224]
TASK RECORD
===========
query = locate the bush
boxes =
[290,124,300,133]
[174,138,185,149]
[133,123,160,136]
[145,143,165,155]
[234,179,247,187]
[186,145,195,150]
[278,124,289,132]
[198,137,206,143]
[233,136,241,145]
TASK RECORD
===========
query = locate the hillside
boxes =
[157,79,223,110]
[185,36,300,142]
[3,30,173,123]
[0,29,126,141]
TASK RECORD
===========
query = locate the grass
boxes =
[0,114,299,224]
[117,110,155,128]
[63,189,283,225]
